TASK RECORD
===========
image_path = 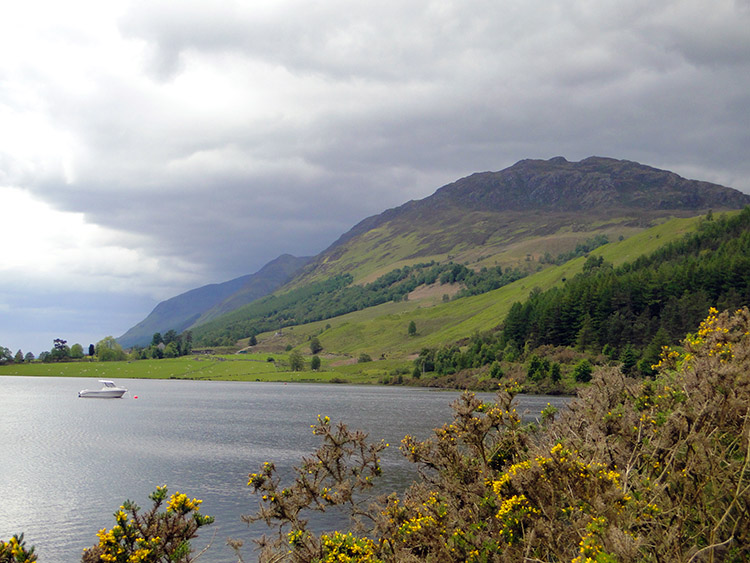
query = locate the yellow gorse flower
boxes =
[167,492,203,513]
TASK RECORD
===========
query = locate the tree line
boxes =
[0,330,194,365]
[128,330,193,359]
[502,208,750,370]
[0,338,94,364]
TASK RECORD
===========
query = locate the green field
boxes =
[0,352,392,384]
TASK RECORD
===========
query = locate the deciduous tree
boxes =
[70,343,84,359]
[163,329,178,344]
[310,355,321,371]
[50,339,70,361]
[0,347,12,364]
[95,336,127,362]
[289,350,304,371]
[151,332,163,347]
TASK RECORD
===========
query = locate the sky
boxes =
[1,0,750,355]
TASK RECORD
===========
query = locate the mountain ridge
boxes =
[119,156,750,347]
[429,156,746,212]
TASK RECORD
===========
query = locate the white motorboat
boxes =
[78,380,127,398]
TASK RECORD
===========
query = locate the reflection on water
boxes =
[0,377,570,562]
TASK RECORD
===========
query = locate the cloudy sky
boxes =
[2,0,749,355]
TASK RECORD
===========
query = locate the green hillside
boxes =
[244,215,706,362]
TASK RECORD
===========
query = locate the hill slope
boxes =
[240,215,708,360]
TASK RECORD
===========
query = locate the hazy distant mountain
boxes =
[117,254,310,348]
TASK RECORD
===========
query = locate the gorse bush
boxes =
[237,414,387,562]
[3,489,213,563]
[0,535,36,562]
[79,486,213,563]
[242,307,750,562]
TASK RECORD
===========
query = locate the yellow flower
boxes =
[167,492,203,513]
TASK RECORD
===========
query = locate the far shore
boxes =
[0,352,579,395]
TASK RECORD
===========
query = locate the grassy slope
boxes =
[252,216,703,362]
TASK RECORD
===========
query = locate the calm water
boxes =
[0,377,569,562]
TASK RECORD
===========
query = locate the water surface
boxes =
[0,377,569,562]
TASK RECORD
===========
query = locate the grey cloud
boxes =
[12,0,750,287]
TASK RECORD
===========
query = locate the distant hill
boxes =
[117,254,310,348]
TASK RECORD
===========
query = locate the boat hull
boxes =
[78,389,127,398]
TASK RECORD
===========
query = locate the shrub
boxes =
[489,361,504,379]
[408,321,417,336]
[0,534,35,562]
[80,486,213,563]
[310,355,321,371]
[238,415,386,562]
[573,358,593,382]
[289,351,305,371]
[240,307,750,562]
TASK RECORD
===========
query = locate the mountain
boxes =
[117,254,311,348]
[123,156,750,351]
[291,156,750,284]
